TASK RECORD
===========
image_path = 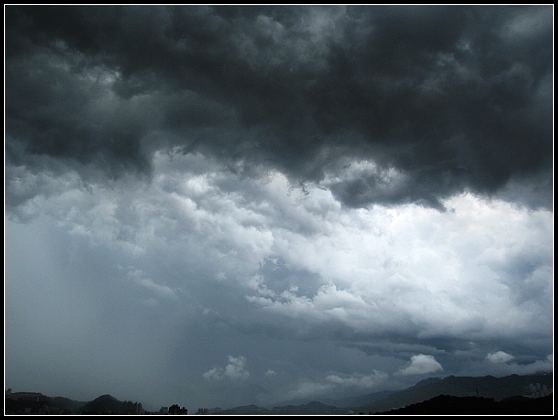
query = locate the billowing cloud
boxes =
[397,354,444,376]
[202,368,223,382]
[462,353,553,378]
[203,356,250,381]
[486,351,515,364]
[5,5,552,211]
[5,5,553,412]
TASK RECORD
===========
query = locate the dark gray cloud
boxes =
[5,6,553,411]
[5,5,553,210]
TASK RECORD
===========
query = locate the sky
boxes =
[4,5,554,411]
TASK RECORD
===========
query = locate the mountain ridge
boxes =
[211,372,553,415]
[5,392,146,415]
[5,371,553,415]
[350,372,553,414]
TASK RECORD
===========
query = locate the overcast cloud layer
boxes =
[5,5,553,410]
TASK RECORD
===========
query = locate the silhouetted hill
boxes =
[78,394,145,414]
[352,372,553,414]
[374,393,553,415]
[316,374,437,409]
[5,391,89,414]
[214,404,271,415]
[270,401,347,415]
[79,394,123,414]
[320,389,395,408]
[5,391,145,415]
[411,376,443,388]
[205,382,270,409]
[214,401,349,415]
[6,372,552,415]
[5,392,56,414]
[209,372,553,415]
[51,396,86,412]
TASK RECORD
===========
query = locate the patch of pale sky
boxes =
[326,370,389,388]
[501,6,553,39]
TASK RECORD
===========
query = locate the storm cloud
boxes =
[5,5,553,411]
[6,5,553,210]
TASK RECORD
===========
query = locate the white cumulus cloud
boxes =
[203,355,250,381]
[397,354,444,376]
[486,351,515,364]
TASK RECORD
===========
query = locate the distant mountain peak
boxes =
[93,394,118,401]
[412,377,442,388]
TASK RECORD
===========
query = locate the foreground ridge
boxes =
[373,394,553,415]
